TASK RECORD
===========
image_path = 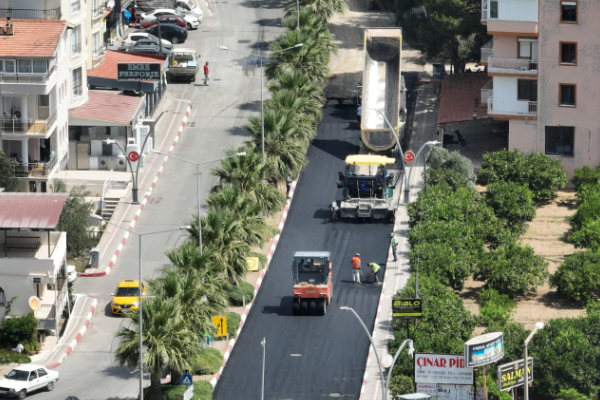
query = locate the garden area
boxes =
[388,148,600,400]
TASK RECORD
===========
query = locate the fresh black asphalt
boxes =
[213,106,393,400]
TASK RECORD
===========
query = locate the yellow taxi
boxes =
[111,280,147,315]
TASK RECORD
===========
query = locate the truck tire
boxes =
[308,300,317,315]
[300,300,308,315]
[292,300,300,316]
[318,299,327,316]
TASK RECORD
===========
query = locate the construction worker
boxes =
[391,235,398,261]
[351,253,362,284]
[368,262,381,284]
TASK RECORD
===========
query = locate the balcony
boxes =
[12,156,59,179]
[34,278,68,329]
[481,80,493,107]
[482,0,538,35]
[488,97,537,118]
[0,8,60,20]
[481,39,493,65]
[92,4,106,20]
[0,63,57,84]
[488,58,537,75]
[0,109,57,137]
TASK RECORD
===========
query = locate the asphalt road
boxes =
[41,0,287,398]
[213,106,393,400]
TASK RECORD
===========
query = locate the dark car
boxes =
[145,24,188,44]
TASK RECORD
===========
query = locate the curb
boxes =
[46,297,98,369]
[210,180,298,388]
[81,102,193,278]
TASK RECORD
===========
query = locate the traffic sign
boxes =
[246,256,259,272]
[128,151,139,162]
[212,315,228,337]
[181,373,193,386]
[404,151,415,163]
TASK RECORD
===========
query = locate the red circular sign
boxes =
[128,151,139,162]
[404,151,415,163]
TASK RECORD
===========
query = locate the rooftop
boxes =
[0,193,68,230]
[69,91,145,126]
[88,50,168,82]
[0,18,66,58]
[437,72,491,125]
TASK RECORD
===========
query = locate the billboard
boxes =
[464,332,504,367]
[392,298,422,319]
[414,353,474,384]
[117,62,162,81]
[497,358,533,391]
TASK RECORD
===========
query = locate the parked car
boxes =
[140,8,200,29]
[122,32,173,50]
[119,39,172,55]
[0,365,59,399]
[145,24,188,44]
[141,14,186,29]
[111,280,147,315]
[174,0,204,20]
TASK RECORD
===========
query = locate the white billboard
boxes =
[414,353,474,385]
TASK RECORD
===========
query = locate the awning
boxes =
[69,91,146,127]
[0,193,68,230]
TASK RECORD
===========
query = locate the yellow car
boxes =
[111,280,147,315]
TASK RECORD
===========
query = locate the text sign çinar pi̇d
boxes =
[117,62,161,81]
[414,353,474,385]
[464,332,504,368]
[497,358,533,391]
[392,298,422,319]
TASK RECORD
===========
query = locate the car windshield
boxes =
[6,370,29,381]
[174,53,194,62]
[115,287,140,296]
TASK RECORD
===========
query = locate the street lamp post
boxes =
[524,322,544,400]
[261,337,266,400]
[219,44,303,164]
[296,0,300,30]
[151,151,246,255]
[405,141,441,203]
[92,215,189,400]
[340,307,414,400]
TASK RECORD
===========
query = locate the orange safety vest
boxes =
[352,256,361,269]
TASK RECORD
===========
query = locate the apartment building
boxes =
[0,18,70,192]
[480,0,599,178]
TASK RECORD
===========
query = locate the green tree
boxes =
[267,69,325,105]
[426,168,472,191]
[475,241,548,298]
[558,389,593,400]
[484,181,536,234]
[284,0,346,21]
[571,165,600,192]
[478,288,516,328]
[283,10,337,55]
[551,250,600,303]
[266,89,322,124]
[115,297,199,400]
[427,146,476,183]
[0,311,38,350]
[59,186,96,256]
[265,31,330,82]
[410,241,473,290]
[0,150,18,192]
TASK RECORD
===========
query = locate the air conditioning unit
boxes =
[98,156,109,170]
[116,155,127,171]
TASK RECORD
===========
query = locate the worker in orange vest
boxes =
[351,253,362,284]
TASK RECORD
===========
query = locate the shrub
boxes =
[409,241,473,290]
[475,242,548,298]
[551,250,600,302]
[427,146,476,183]
[226,312,241,337]
[571,165,600,192]
[568,219,600,250]
[191,347,224,375]
[0,348,31,364]
[426,168,472,191]
[0,312,39,351]
[227,281,255,306]
[569,191,600,231]
[484,181,535,234]
[558,389,593,400]
[388,374,415,399]
[142,380,213,400]
[478,288,516,328]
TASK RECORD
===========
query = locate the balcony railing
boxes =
[12,156,59,179]
[0,63,57,84]
[488,97,537,116]
[481,80,493,106]
[0,8,60,19]
[481,39,493,64]
[0,109,57,136]
[488,58,537,74]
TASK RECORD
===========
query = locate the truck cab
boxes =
[292,251,332,316]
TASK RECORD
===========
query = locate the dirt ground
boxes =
[462,190,586,330]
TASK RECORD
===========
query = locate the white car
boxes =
[174,0,204,20]
[67,264,77,283]
[140,8,201,29]
[122,32,173,51]
[0,365,59,399]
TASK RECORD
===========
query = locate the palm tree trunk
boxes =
[150,372,162,400]
[170,369,182,386]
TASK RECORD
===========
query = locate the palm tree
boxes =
[207,185,271,248]
[115,296,199,400]
[284,0,347,20]
[265,31,330,82]
[246,108,314,144]
[267,69,325,105]
[266,88,322,123]
[283,10,337,56]
[212,147,286,215]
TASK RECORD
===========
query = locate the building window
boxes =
[0,59,15,73]
[490,0,498,18]
[560,42,577,65]
[72,25,81,55]
[18,60,32,73]
[0,287,5,306]
[33,60,48,73]
[518,80,537,101]
[559,84,576,107]
[71,0,81,13]
[561,1,577,23]
[545,126,574,156]
[72,67,82,97]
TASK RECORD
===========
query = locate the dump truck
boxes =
[331,155,399,222]
[292,251,332,316]
[360,28,403,153]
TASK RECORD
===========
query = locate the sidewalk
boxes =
[360,82,440,400]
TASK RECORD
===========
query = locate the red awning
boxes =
[0,193,69,230]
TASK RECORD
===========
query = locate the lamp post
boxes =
[340,307,414,400]
[405,141,441,202]
[261,337,266,400]
[151,151,246,255]
[219,43,303,164]
[524,321,544,400]
[296,0,300,30]
[91,215,189,400]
